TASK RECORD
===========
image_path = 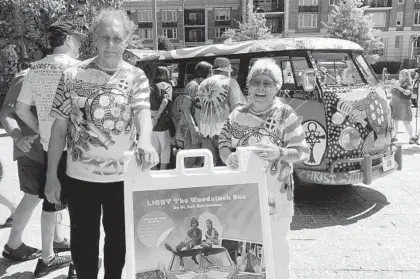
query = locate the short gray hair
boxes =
[247,58,283,88]
[91,8,136,39]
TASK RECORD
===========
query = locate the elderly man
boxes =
[45,9,158,279]
[197,57,246,166]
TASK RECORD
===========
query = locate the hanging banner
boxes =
[124,148,275,279]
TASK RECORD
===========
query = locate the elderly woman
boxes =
[218,58,309,278]
[44,9,159,278]
[391,69,415,143]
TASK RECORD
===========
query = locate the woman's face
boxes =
[206,220,211,229]
[248,74,278,107]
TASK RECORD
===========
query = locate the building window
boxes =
[414,12,420,25]
[163,28,177,39]
[298,13,318,28]
[329,0,336,4]
[299,0,318,6]
[370,12,386,27]
[139,28,152,39]
[398,0,404,3]
[215,8,230,21]
[215,27,228,38]
[162,11,177,23]
[395,36,402,48]
[396,12,403,26]
[138,11,152,22]
[266,19,281,33]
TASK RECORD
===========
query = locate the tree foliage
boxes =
[323,0,383,64]
[157,36,174,51]
[223,1,272,43]
[0,0,123,74]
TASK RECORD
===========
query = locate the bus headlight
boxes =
[339,128,362,151]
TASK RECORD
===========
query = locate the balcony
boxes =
[298,5,319,12]
[162,22,178,28]
[415,2,420,9]
[363,0,392,8]
[184,9,205,26]
[185,27,205,43]
[253,0,284,13]
[138,22,152,28]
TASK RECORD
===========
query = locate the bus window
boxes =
[290,57,310,89]
[354,53,378,85]
[312,52,365,86]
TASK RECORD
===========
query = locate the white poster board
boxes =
[124,148,275,279]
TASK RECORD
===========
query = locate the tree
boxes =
[158,36,174,51]
[323,0,384,64]
[127,34,144,49]
[223,0,272,43]
[0,0,123,64]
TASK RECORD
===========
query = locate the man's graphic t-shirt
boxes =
[50,58,150,183]
[197,75,246,138]
[17,54,79,151]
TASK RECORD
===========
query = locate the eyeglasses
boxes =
[249,79,276,88]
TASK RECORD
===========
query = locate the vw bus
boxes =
[127,37,402,186]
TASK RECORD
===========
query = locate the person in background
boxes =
[7,21,86,277]
[412,68,420,145]
[198,57,246,166]
[390,69,416,144]
[218,58,310,278]
[176,61,212,167]
[150,66,173,170]
[45,9,158,279]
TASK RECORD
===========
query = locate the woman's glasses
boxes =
[249,79,275,89]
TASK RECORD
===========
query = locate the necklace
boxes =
[249,103,275,115]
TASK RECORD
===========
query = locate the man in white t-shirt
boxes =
[14,21,86,278]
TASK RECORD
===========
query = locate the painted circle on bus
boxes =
[136,211,174,248]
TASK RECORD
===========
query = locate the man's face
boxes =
[94,18,127,62]
[191,223,198,229]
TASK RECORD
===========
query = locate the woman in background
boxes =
[391,69,416,144]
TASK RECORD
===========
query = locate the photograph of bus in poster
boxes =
[132,183,267,279]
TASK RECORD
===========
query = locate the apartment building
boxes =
[123,0,243,48]
[123,0,419,63]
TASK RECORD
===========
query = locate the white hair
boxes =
[91,8,136,39]
[247,58,283,89]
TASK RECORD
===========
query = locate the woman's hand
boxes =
[226,152,239,170]
[252,143,281,161]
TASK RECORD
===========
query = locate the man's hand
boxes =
[151,117,158,128]
[226,152,239,170]
[15,134,38,152]
[191,126,201,145]
[45,174,61,205]
[135,143,159,171]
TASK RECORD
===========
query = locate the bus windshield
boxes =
[312,52,365,87]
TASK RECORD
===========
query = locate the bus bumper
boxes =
[295,145,402,186]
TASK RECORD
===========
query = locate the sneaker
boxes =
[34,254,72,278]
[391,137,398,142]
[2,243,41,262]
[66,258,102,279]
[53,237,71,253]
